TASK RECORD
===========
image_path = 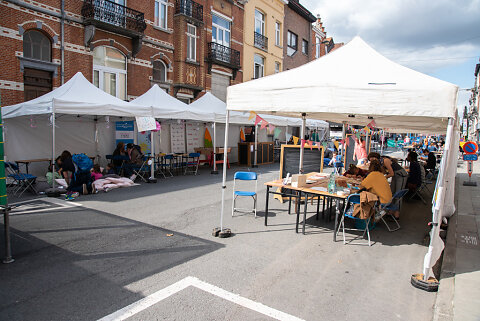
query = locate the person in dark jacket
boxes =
[112,142,126,169]
[406,151,422,191]
[423,149,437,171]
[57,150,75,184]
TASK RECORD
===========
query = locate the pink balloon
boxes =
[152,121,161,132]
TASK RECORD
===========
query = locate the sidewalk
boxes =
[434,161,480,321]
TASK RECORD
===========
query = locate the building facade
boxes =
[282,0,315,71]
[311,15,326,60]
[242,0,286,81]
[0,0,244,107]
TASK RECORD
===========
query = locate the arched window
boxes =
[23,30,51,61]
[93,46,127,100]
[153,60,167,82]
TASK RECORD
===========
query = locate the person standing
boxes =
[353,136,368,165]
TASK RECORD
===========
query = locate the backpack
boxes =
[72,154,93,173]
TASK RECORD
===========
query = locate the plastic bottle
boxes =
[328,172,335,193]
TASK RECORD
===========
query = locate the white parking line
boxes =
[9,197,83,215]
[98,276,304,321]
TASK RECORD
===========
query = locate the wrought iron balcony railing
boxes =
[82,0,146,33]
[175,0,203,21]
[207,42,241,69]
[254,32,268,51]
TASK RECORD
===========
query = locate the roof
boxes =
[287,0,316,23]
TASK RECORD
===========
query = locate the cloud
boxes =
[304,0,480,75]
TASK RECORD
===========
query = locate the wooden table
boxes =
[265,173,356,238]
[15,158,53,174]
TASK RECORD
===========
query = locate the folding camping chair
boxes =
[232,171,258,217]
[106,155,129,175]
[5,162,38,197]
[184,153,200,175]
[376,189,408,232]
[130,156,150,182]
[333,155,344,175]
[335,193,372,246]
[159,154,174,177]
[409,165,428,204]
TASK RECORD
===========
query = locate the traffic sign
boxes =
[463,141,478,154]
[463,154,478,161]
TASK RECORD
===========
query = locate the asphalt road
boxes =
[0,162,437,320]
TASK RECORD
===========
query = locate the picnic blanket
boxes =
[93,177,136,192]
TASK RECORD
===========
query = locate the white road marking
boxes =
[9,197,83,215]
[98,276,304,321]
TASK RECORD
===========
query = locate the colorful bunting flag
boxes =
[315,141,322,150]
[307,140,313,150]
[274,127,282,139]
[293,136,299,145]
[367,120,377,128]
[355,132,361,139]
[301,139,306,148]
[248,111,256,121]
[260,120,268,130]
[254,115,262,126]
[240,128,246,142]
[268,124,275,134]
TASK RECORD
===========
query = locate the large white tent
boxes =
[222,36,459,282]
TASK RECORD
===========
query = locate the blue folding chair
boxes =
[334,155,344,175]
[232,171,258,217]
[184,153,200,175]
[159,154,174,177]
[376,189,408,232]
[336,193,372,246]
[130,156,150,182]
[106,154,129,175]
[5,162,37,197]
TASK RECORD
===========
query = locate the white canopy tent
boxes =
[222,36,459,282]
[2,72,153,186]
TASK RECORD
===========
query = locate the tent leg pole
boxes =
[217,111,230,237]
[253,124,258,168]
[150,130,155,179]
[212,122,218,174]
[51,104,56,190]
[380,130,384,154]
[2,206,13,263]
[341,122,346,157]
[299,113,306,173]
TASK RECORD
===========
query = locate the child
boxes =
[328,151,338,167]
[46,164,61,186]
[106,163,115,175]
[91,164,103,181]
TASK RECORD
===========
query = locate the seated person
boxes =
[343,164,368,179]
[127,143,143,166]
[359,160,392,205]
[91,164,103,181]
[427,142,437,152]
[323,148,333,166]
[105,163,115,175]
[46,164,61,186]
[406,151,422,192]
[328,151,338,167]
[112,142,126,170]
[423,149,437,172]
[57,150,75,184]
[65,170,95,200]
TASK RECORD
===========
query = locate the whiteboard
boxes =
[170,123,186,153]
[186,122,201,154]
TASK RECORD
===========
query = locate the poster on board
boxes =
[137,131,151,154]
[116,121,134,147]
[135,117,156,132]
[186,122,201,154]
[170,122,186,154]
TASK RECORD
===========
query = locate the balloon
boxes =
[152,121,161,132]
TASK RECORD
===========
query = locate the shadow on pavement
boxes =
[0,205,223,321]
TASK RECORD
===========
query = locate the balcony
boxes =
[175,0,203,22]
[254,32,268,51]
[207,42,241,78]
[81,0,147,36]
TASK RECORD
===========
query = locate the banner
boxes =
[137,131,151,154]
[240,128,246,142]
[135,116,156,132]
[204,128,213,148]
[115,121,134,146]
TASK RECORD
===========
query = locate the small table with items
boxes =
[264,172,362,239]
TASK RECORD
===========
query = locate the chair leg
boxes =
[253,195,257,218]
[232,195,236,217]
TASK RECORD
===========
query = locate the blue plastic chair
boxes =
[184,153,200,175]
[5,162,37,197]
[376,189,408,232]
[336,193,372,246]
[232,171,258,217]
[334,155,344,175]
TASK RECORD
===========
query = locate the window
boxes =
[155,0,168,29]
[254,9,265,35]
[287,31,297,56]
[275,62,280,73]
[212,14,231,47]
[315,36,321,58]
[275,22,281,46]
[253,54,264,79]
[153,60,167,82]
[187,24,196,61]
[302,39,308,55]
[23,30,51,61]
[93,46,127,100]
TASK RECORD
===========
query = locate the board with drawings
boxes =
[186,122,201,154]
[170,123,186,154]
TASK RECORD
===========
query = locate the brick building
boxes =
[282,0,315,71]
[0,0,244,107]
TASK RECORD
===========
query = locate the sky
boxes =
[302,0,480,112]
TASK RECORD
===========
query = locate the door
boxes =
[23,68,52,101]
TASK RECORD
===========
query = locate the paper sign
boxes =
[293,136,299,145]
[135,117,157,132]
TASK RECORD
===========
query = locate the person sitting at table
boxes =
[427,142,437,152]
[367,152,408,212]
[353,136,368,165]
[91,164,103,181]
[423,149,437,172]
[46,164,61,186]
[358,160,392,205]
[406,151,422,193]
[57,150,75,184]
[343,164,368,179]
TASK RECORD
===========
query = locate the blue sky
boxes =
[303,0,480,111]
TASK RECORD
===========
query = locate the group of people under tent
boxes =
[45,143,144,200]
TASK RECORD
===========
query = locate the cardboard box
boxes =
[291,174,307,188]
